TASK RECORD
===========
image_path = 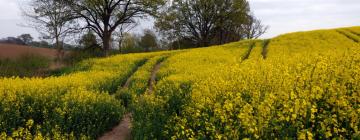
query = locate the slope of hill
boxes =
[0,26,359,139]
[130,26,360,139]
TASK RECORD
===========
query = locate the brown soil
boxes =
[98,114,132,140]
[0,43,62,60]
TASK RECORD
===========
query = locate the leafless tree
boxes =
[242,14,269,39]
[23,0,77,59]
[115,22,138,51]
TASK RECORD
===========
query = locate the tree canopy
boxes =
[23,0,267,53]
[17,34,34,45]
[139,29,158,52]
[64,0,165,53]
[156,0,267,47]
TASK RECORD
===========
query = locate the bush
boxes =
[63,48,104,65]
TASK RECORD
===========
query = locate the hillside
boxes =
[0,26,359,139]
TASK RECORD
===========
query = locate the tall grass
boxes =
[0,54,51,77]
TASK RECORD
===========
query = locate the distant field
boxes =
[0,43,67,60]
[0,43,72,77]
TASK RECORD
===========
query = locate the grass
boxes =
[0,49,119,78]
[0,54,51,77]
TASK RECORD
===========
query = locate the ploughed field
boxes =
[0,43,60,60]
[0,44,71,77]
[0,26,359,139]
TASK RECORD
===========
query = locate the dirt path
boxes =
[98,59,164,140]
[123,75,133,88]
[123,61,147,88]
[262,39,271,59]
[98,63,144,140]
[148,62,162,93]
[98,114,132,140]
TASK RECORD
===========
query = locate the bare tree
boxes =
[23,0,76,59]
[116,22,138,51]
[242,14,269,39]
[64,0,165,55]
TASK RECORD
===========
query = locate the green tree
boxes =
[121,33,136,49]
[214,0,251,44]
[120,33,138,53]
[79,31,99,50]
[139,29,158,52]
[156,0,266,47]
[17,34,33,45]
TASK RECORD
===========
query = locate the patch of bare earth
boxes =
[98,114,132,140]
[0,43,60,60]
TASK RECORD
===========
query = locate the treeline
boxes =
[157,0,268,48]
[0,34,74,49]
[22,0,267,55]
[80,29,163,54]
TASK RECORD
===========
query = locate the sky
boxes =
[0,0,359,39]
[250,0,360,38]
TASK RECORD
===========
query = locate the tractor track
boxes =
[98,56,166,140]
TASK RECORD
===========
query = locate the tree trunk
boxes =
[201,37,209,47]
[118,39,123,53]
[55,35,63,61]
[219,29,224,45]
[102,33,111,56]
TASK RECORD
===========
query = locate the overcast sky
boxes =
[0,0,359,39]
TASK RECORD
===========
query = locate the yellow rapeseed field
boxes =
[0,52,163,139]
[131,27,360,139]
[1,26,359,139]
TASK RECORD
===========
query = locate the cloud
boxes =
[0,0,38,39]
[249,0,360,38]
[0,0,21,20]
